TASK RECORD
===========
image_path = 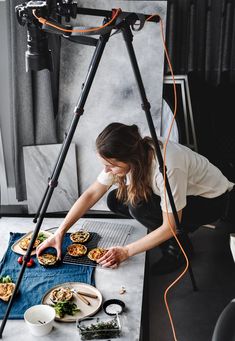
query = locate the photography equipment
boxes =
[0,2,197,338]
[16,1,52,71]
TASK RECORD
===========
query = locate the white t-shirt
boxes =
[97,138,234,212]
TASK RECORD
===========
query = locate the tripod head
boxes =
[15,0,159,72]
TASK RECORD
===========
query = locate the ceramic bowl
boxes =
[24,304,55,336]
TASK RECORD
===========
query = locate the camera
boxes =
[15,0,77,71]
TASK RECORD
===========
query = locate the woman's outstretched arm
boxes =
[98,210,182,268]
[36,181,110,259]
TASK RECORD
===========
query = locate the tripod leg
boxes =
[0,31,111,338]
[33,134,68,223]
[121,24,198,291]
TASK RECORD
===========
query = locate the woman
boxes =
[36,122,235,275]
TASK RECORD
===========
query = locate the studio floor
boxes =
[146,225,235,341]
[0,217,235,341]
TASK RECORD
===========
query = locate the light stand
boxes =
[0,7,197,338]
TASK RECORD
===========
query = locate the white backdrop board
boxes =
[57,1,167,210]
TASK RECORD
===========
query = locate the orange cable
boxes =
[147,14,190,341]
[32,8,121,33]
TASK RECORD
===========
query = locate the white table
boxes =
[0,217,147,341]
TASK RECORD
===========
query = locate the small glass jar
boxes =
[76,314,121,340]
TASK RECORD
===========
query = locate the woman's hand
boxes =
[97,246,129,269]
[36,232,64,260]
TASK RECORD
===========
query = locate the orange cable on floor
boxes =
[147,14,190,341]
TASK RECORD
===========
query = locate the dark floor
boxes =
[146,226,235,341]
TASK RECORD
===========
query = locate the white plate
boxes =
[41,282,102,322]
[11,230,53,256]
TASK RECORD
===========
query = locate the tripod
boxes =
[0,8,197,338]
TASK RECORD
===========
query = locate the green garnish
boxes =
[0,275,13,283]
[37,232,48,243]
[78,317,121,340]
[51,301,80,318]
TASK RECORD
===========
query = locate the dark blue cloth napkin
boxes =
[0,232,95,319]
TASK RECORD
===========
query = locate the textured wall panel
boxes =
[23,144,78,213]
[58,1,167,210]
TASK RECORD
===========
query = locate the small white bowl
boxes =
[24,304,55,336]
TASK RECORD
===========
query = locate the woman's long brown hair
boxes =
[96,122,157,206]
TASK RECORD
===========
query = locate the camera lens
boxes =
[25,24,53,71]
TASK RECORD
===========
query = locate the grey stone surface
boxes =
[57,1,167,210]
[0,217,147,341]
[23,144,78,213]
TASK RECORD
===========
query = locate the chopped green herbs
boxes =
[78,316,121,340]
[51,301,80,318]
[37,232,48,243]
[0,275,13,283]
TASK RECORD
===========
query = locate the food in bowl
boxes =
[50,287,73,303]
[70,230,90,243]
[87,248,107,262]
[37,253,58,266]
[67,244,87,257]
[0,283,15,302]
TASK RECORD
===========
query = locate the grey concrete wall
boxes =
[57,0,167,210]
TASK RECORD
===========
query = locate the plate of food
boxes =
[67,244,87,257]
[37,253,58,267]
[11,230,53,256]
[70,230,90,243]
[87,248,107,262]
[42,282,102,322]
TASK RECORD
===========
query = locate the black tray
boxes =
[62,232,101,267]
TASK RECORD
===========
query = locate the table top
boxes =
[0,217,146,341]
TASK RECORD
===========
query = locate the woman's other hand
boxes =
[97,246,129,268]
[36,232,64,260]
